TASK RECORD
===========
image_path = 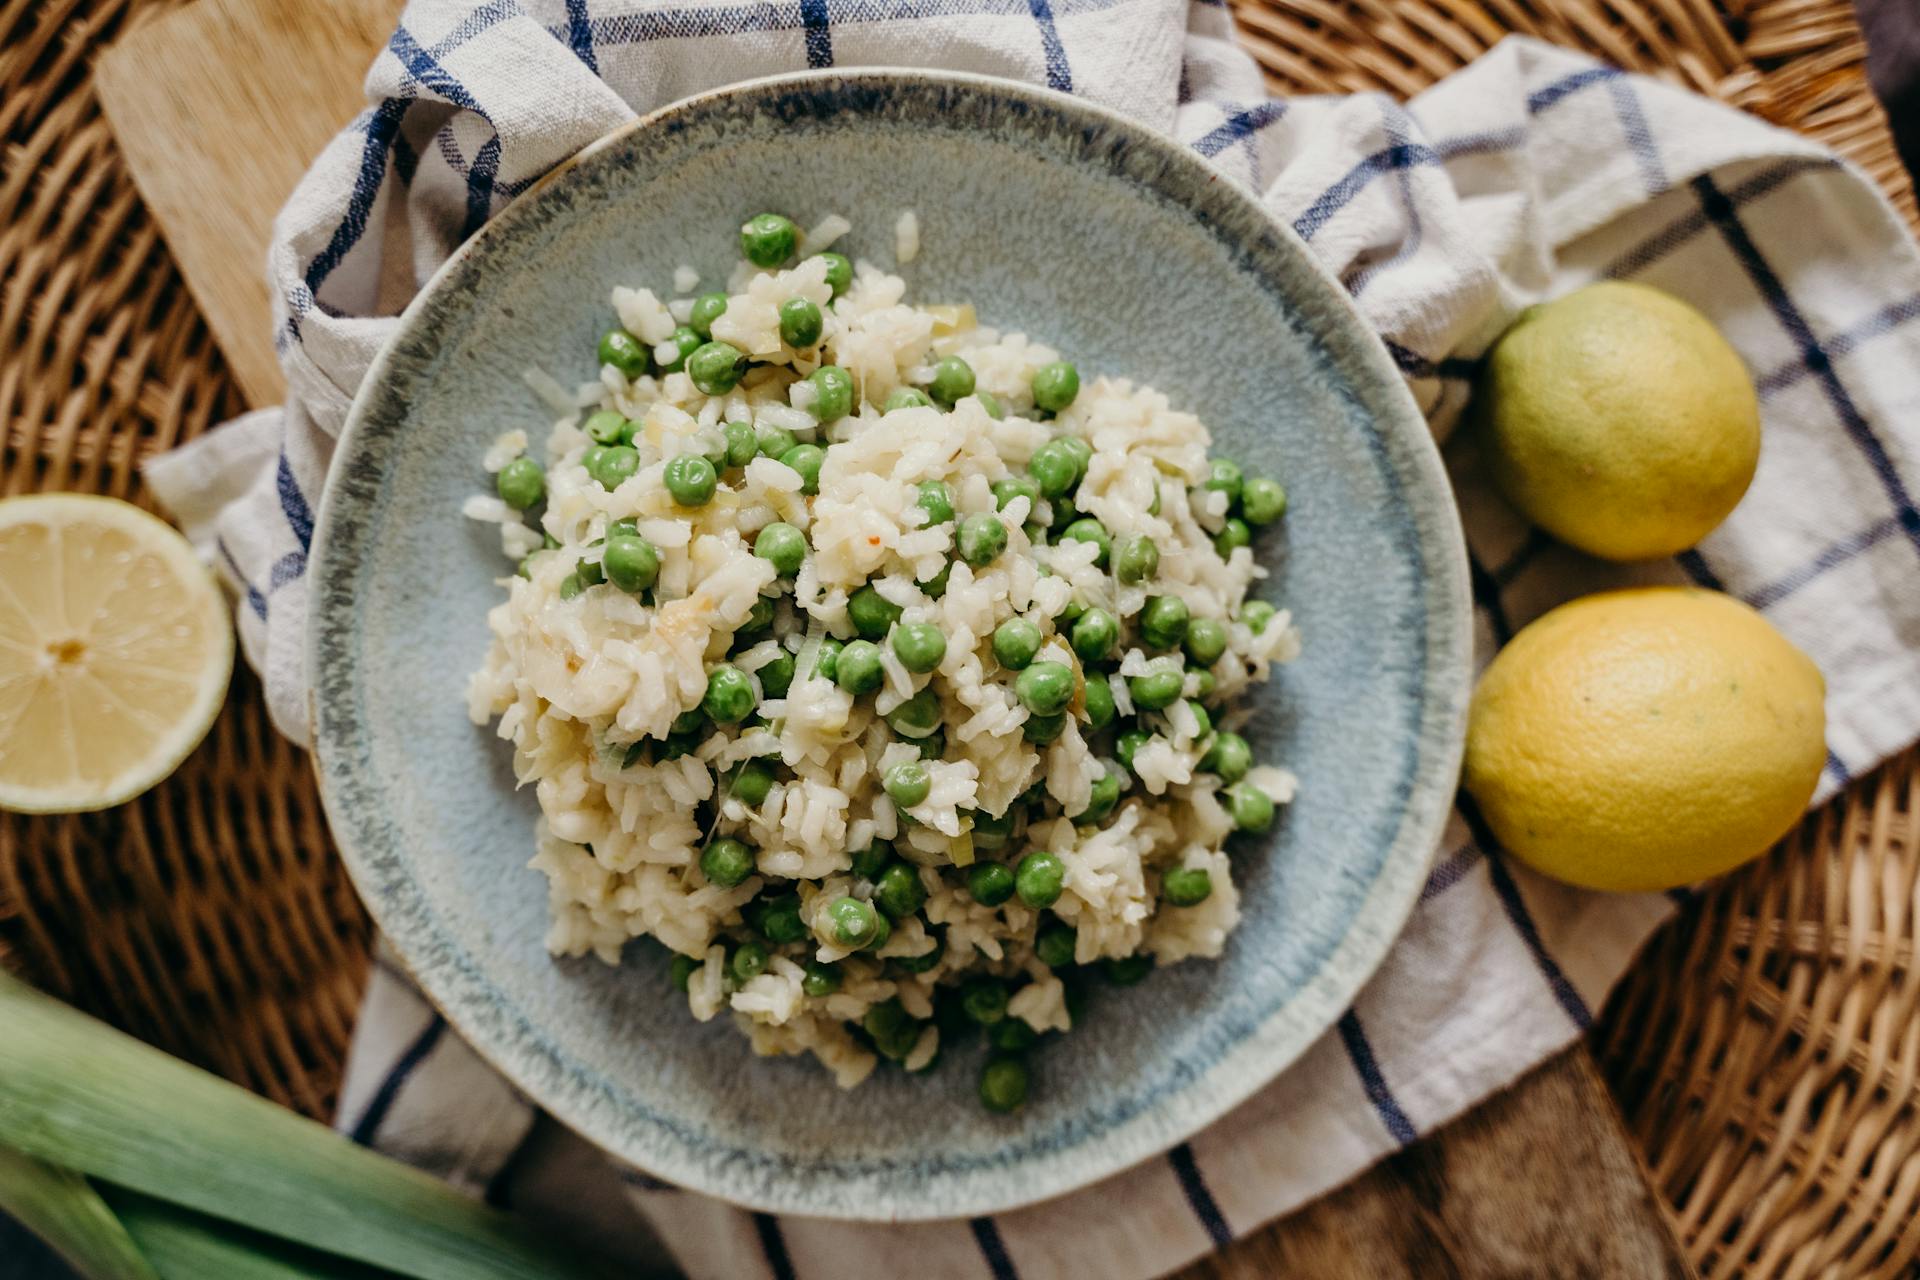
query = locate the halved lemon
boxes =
[0,494,233,813]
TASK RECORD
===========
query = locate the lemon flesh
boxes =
[1464,587,1824,892]
[0,495,233,813]
[1474,281,1760,562]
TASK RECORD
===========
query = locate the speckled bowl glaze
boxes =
[310,69,1470,1221]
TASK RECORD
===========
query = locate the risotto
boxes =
[466,212,1299,1111]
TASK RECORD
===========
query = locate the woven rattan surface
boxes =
[2,0,1915,1273]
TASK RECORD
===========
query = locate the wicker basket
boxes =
[2,0,1915,1274]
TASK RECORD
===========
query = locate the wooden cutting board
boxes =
[92,4,1695,1276]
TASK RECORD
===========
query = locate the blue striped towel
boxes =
[144,1,1920,1275]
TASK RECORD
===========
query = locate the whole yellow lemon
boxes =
[1473,282,1760,562]
[1463,588,1824,892]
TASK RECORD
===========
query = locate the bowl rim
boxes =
[309,65,1472,1221]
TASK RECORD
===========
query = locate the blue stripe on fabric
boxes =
[1467,549,1513,646]
[1825,749,1852,787]
[1525,66,1618,115]
[575,0,1126,48]
[1026,0,1071,92]
[276,451,315,550]
[752,1213,796,1280]
[1692,172,1920,560]
[267,551,307,590]
[1675,548,1726,592]
[1193,101,1286,158]
[563,0,599,72]
[1607,79,1666,196]
[429,0,521,58]
[464,134,502,240]
[618,1168,678,1192]
[217,539,268,621]
[348,1014,446,1145]
[1167,1142,1232,1246]
[1420,842,1483,902]
[799,0,834,67]
[1382,338,1478,383]
[1458,797,1594,1028]
[302,98,408,298]
[1336,1011,1417,1145]
[1755,293,1920,398]
[387,24,487,114]
[1604,158,1835,281]
[969,1217,1019,1280]
[1433,125,1526,160]
[1349,102,1427,298]
[1293,142,1441,241]
[1746,516,1904,611]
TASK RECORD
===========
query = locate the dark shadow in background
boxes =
[1859,0,1920,185]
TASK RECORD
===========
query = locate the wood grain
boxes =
[92,0,403,406]
[89,3,1692,1274]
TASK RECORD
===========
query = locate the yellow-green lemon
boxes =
[1463,587,1824,892]
[1473,281,1760,562]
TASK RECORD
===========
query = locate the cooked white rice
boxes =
[468,215,1299,1098]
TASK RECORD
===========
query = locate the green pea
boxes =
[1016,850,1066,908]
[1058,436,1092,479]
[980,1056,1029,1113]
[582,409,627,445]
[970,808,1014,852]
[778,297,823,348]
[1024,712,1066,744]
[968,861,1016,907]
[663,453,717,506]
[604,534,660,593]
[581,444,609,476]
[740,212,797,267]
[722,420,758,468]
[959,977,1008,1026]
[1241,600,1276,634]
[1184,617,1228,666]
[598,328,648,379]
[891,621,946,673]
[1056,599,1085,627]
[588,445,639,491]
[575,553,605,588]
[1115,534,1158,584]
[1078,768,1122,825]
[1140,595,1191,650]
[928,356,976,407]
[915,479,955,526]
[1070,607,1117,662]
[1184,701,1213,739]
[754,522,807,577]
[893,930,945,974]
[689,291,728,339]
[702,665,756,724]
[729,940,768,983]
[1201,731,1252,784]
[756,423,797,460]
[1204,458,1243,505]
[756,892,808,943]
[802,960,841,997]
[885,687,942,738]
[1162,866,1213,907]
[778,443,825,495]
[813,252,853,297]
[1225,783,1275,833]
[1115,730,1151,772]
[1214,518,1251,558]
[918,563,951,599]
[1014,661,1073,716]
[670,953,699,991]
[670,707,707,736]
[1188,667,1217,699]
[738,596,775,639]
[849,840,893,881]
[1035,919,1077,967]
[991,475,1039,513]
[874,862,927,920]
[1241,475,1287,525]
[656,325,701,373]
[699,837,755,887]
[990,1017,1038,1053]
[865,999,921,1060]
[729,759,776,807]
[516,553,537,580]
[805,366,854,422]
[826,895,881,948]
[1027,439,1081,500]
[1103,954,1153,986]
[848,584,902,640]
[834,639,883,695]
[1081,676,1115,731]
[1130,669,1183,712]
[976,390,1006,420]
[886,387,932,412]
[749,653,791,700]
[1032,361,1080,413]
[496,457,545,510]
[687,341,746,396]
[1046,496,1078,534]
[957,513,1008,567]
[1057,517,1109,567]
[884,761,931,808]
[991,618,1042,669]
[814,636,844,681]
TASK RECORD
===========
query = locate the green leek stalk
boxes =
[0,1146,158,1280]
[0,972,609,1280]
[103,1188,397,1279]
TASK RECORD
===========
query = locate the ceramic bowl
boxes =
[310,69,1470,1220]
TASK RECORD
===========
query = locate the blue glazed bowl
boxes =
[310,70,1470,1220]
